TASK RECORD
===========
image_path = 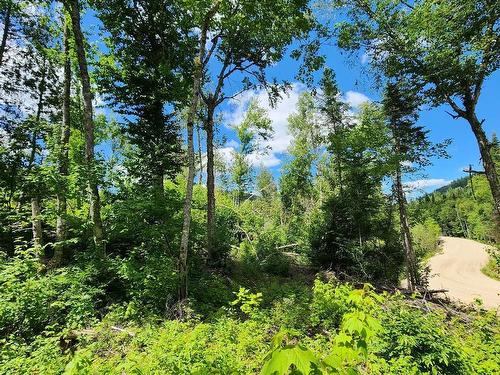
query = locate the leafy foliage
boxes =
[1,1,498,374]
[411,218,442,260]
[410,174,497,242]
[231,287,263,316]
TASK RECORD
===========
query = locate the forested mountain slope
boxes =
[409,173,498,243]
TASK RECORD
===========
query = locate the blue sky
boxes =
[84,10,500,196]
[210,41,500,195]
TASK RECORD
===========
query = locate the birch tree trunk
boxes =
[205,104,216,262]
[197,124,203,185]
[28,60,47,253]
[66,0,104,255]
[54,16,72,264]
[178,3,219,300]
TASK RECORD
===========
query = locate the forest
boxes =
[0,0,499,374]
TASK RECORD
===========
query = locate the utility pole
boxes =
[463,164,485,199]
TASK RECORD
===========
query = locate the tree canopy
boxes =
[0,1,499,373]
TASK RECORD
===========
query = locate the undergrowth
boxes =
[0,253,498,374]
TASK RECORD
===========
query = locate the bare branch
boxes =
[203,33,221,65]
[445,97,467,118]
[444,110,460,120]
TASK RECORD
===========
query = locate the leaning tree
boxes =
[333,0,500,225]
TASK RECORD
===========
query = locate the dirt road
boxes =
[428,236,499,309]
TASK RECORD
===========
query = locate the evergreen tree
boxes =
[95,0,195,194]
[317,68,350,193]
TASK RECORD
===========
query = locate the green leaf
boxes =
[260,345,320,375]
[270,330,286,351]
[343,315,364,334]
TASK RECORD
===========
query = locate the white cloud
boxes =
[222,85,372,168]
[360,52,370,64]
[225,139,240,149]
[247,152,282,168]
[223,83,305,167]
[216,146,235,165]
[404,178,452,191]
[216,146,282,169]
[343,91,371,109]
[93,92,105,107]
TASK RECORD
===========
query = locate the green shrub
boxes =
[0,253,102,339]
[231,287,263,316]
[376,302,470,374]
[261,252,291,276]
[65,317,272,375]
[0,334,69,375]
[0,252,104,374]
[412,218,442,259]
[309,279,352,330]
[481,247,500,281]
[1,268,498,375]
[262,286,384,374]
[268,294,310,331]
[188,272,234,316]
[113,247,178,317]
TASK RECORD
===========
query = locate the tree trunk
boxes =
[25,59,47,252]
[197,124,203,185]
[466,112,500,228]
[178,8,214,300]
[394,163,418,290]
[205,105,216,262]
[66,0,104,255]
[0,2,11,68]
[153,171,165,200]
[31,197,42,250]
[54,16,72,265]
[390,118,418,290]
[16,59,47,212]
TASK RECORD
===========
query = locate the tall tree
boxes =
[178,2,219,301]
[28,58,47,251]
[317,68,350,194]
[197,0,315,261]
[280,92,321,211]
[383,81,448,289]
[313,102,403,282]
[64,0,104,254]
[231,99,272,204]
[0,0,62,259]
[53,14,72,264]
[334,0,500,226]
[383,84,420,289]
[95,0,194,194]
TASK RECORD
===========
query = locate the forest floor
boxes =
[428,236,500,309]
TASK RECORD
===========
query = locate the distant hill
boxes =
[409,174,495,242]
[433,176,468,194]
